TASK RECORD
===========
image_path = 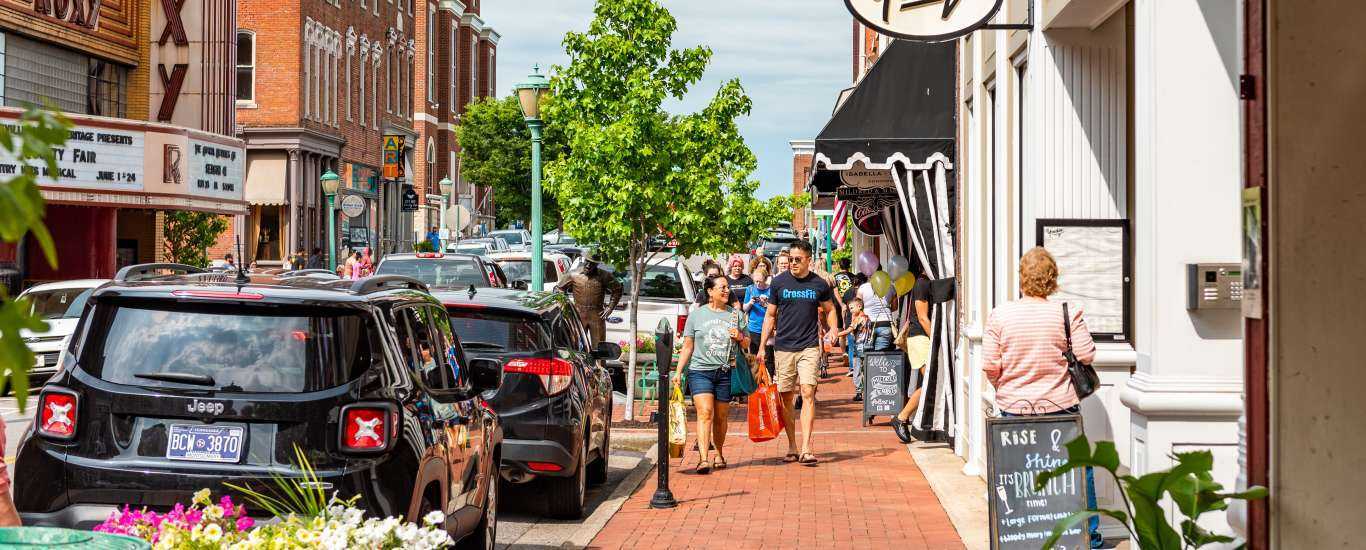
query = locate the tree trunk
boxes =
[623,245,644,421]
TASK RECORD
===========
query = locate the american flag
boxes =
[832,199,848,247]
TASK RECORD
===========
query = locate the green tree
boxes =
[0,105,71,410]
[545,0,802,418]
[163,212,228,268]
[457,96,567,229]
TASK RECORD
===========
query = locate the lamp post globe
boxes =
[515,65,552,291]
[320,170,341,271]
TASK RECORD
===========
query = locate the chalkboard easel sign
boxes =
[985,414,1089,550]
[861,351,905,427]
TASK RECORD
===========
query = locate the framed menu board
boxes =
[1036,219,1131,342]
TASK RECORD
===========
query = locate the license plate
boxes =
[166,424,244,463]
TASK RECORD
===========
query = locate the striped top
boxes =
[983,298,1097,414]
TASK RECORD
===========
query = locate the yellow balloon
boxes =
[894,273,916,296]
[870,271,892,297]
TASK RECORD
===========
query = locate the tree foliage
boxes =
[0,105,71,410]
[163,211,229,268]
[545,0,798,267]
[457,95,567,229]
[544,0,801,417]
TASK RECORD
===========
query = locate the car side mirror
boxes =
[511,280,529,291]
[592,341,622,360]
[469,358,503,394]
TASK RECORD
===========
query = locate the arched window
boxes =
[236,30,255,102]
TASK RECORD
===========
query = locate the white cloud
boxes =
[481,0,850,199]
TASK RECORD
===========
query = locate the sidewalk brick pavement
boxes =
[592,362,965,549]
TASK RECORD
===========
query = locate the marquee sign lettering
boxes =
[845,0,1002,42]
[32,0,101,30]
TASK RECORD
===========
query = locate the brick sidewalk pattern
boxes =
[592,362,965,549]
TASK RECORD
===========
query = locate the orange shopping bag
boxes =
[748,367,784,443]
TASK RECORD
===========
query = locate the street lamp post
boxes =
[515,65,551,291]
[438,176,453,250]
[320,170,341,271]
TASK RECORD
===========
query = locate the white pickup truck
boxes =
[603,258,696,371]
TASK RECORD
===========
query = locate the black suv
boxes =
[436,288,617,519]
[15,264,504,549]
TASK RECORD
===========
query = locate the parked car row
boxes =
[12,258,621,544]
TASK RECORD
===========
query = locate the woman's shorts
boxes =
[687,368,732,401]
[904,335,931,370]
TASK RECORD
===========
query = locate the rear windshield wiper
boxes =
[134,372,217,386]
[460,341,506,350]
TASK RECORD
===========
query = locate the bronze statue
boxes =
[555,258,623,344]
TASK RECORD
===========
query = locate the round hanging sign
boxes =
[339,194,366,218]
[845,0,1003,42]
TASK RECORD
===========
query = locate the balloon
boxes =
[887,255,910,280]
[856,251,879,277]
[885,282,898,301]
[894,273,916,296]
[870,271,892,298]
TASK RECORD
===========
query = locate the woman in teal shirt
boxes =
[674,275,748,474]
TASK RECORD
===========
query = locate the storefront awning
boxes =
[244,151,288,205]
[810,39,957,194]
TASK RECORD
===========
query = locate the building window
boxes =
[469,36,477,102]
[358,45,366,126]
[4,34,128,117]
[487,51,494,96]
[426,7,436,104]
[458,29,464,113]
[236,31,254,102]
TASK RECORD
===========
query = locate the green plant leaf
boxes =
[1181,518,1237,547]
[1036,436,1122,491]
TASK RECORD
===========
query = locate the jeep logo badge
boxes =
[187,399,225,415]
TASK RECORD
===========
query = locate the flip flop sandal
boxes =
[696,460,712,475]
[798,453,819,466]
[783,453,800,463]
[714,456,727,469]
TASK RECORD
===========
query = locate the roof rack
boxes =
[351,275,429,294]
[113,263,208,282]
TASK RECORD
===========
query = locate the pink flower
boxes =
[235,516,254,532]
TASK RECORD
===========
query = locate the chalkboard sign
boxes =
[861,351,905,426]
[986,415,1089,550]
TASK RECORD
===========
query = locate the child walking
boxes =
[836,297,871,401]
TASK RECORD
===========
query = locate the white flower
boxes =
[204,504,225,521]
[202,523,224,542]
[422,510,445,526]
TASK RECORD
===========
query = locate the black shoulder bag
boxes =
[1062,303,1101,399]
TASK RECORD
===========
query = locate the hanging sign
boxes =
[401,184,419,212]
[382,135,405,179]
[839,165,894,189]
[986,414,1089,550]
[339,194,366,218]
[845,0,1003,42]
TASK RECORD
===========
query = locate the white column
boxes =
[1122,0,1244,539]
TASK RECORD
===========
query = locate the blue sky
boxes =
[480,0,852,199]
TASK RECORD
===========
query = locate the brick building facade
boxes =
[0,0,247,284]
[236,0,497,266]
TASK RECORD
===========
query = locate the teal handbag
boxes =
[730,346,757,396]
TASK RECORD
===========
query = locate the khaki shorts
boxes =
[904,335,931,370]
[774,347,822,393]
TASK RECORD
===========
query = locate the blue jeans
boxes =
[870,325,894,351]
[846,334,862,392]
[1001,406,1103,548]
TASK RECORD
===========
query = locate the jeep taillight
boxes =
[37,388,79,440]
[339,403,395,453]
[504,357,574,395]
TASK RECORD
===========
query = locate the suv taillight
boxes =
[504,358,574,395]
[339,403,396,453]
[37,388,79,440]
[677,314,688,336]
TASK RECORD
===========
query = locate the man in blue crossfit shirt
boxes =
[757,241,839,466]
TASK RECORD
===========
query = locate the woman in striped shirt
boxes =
[983,246,1101,547]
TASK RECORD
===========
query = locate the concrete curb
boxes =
[564,441,658,548]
